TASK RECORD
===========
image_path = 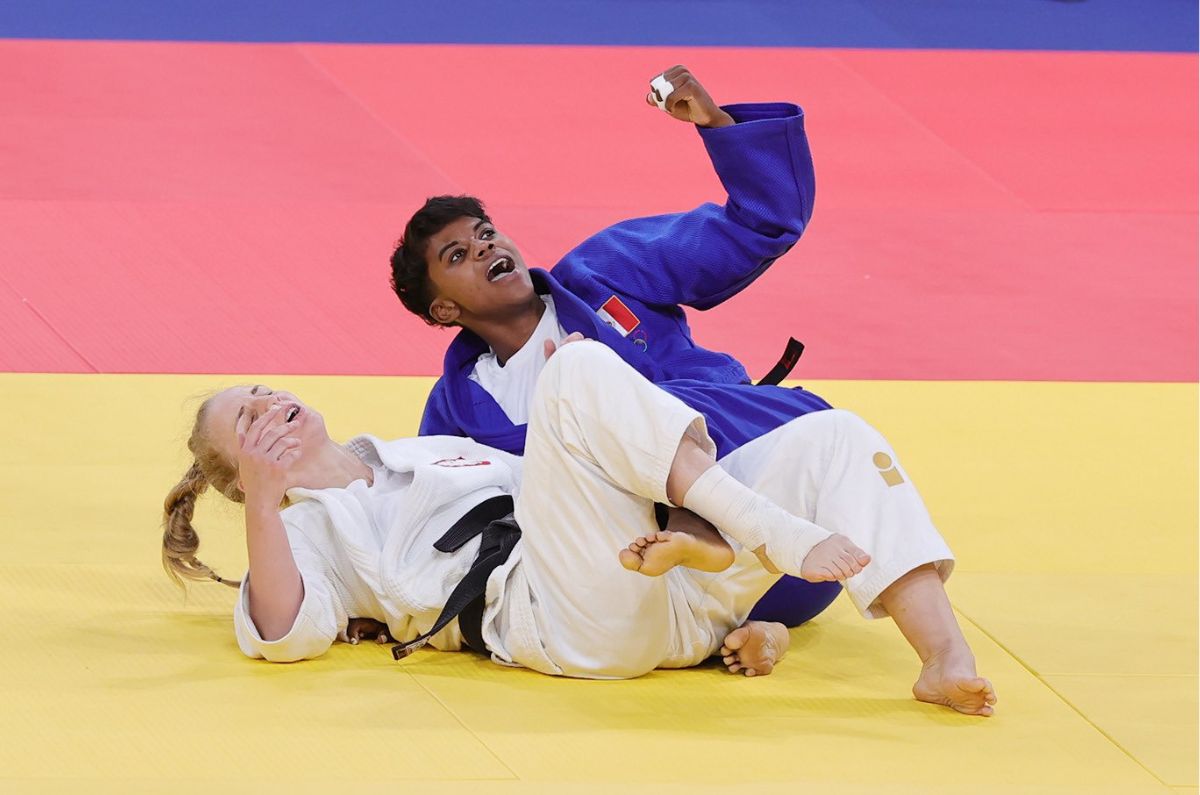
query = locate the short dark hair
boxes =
[390,195,490,325]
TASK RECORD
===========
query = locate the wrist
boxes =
[700,110,736,129]
[245,491,284,516]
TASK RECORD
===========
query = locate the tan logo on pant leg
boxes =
[873,452,905,486]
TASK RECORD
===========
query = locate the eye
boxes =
[480,228,495,240]
[449,249,465,264]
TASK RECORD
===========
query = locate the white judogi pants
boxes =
[509,342,954,679]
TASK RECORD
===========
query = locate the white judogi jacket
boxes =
[233,434,552,671]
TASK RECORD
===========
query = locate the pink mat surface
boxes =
[0,41,1194,379]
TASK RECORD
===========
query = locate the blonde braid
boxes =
[161,461,239,589]
[160,392,247,589]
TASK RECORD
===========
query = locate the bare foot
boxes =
[619,530,735,576]
[345,617,390,645]
[719,621,790,677]
[912,651,997,717]
[799,533,871,582]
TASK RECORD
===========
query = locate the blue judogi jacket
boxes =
[419,102,832,458]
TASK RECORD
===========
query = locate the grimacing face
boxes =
[424,216,535,325]
[202,384,328,469]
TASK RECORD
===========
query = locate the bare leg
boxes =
[719,621,790,677]
[665,435,871,583]
[877,564,997,717]
[618,508,735,576]
[664,434,718,505]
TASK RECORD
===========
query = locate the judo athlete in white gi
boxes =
[161,342,997,717]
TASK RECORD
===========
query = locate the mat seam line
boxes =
[954,605,1172,789]
[1042,672,1199,679]
[404,670,522,781]
[828,51,1037,214]
[292,44,467,193]
[0,273,99,373]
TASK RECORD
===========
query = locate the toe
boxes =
[618,549,642,571]
[723,626,750,651]
[961,677,991,694]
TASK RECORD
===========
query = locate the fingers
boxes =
[544,333,587,360]
[263,426,302,459]
[242,404,284,450]
[270,437,302,462]
[240,406,302,464]
[235,409,252,446]
[660,70,700,116]
[647,65,687,108]
[256,420,295,455]
[829,556,854,581]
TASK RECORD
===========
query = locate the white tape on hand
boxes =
[649,74,675,111]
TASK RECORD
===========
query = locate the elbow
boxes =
[259,643,330,664]
[248,604,303,643]
[255,620,295,644]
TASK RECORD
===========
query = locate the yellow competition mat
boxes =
[0,374,1194,793]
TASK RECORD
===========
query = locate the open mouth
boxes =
[285,405,301,423]
[486,256,516,282]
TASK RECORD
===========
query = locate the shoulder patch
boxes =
[596,295,641,337]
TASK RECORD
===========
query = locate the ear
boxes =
[429,297,461,326]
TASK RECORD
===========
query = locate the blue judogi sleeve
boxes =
[418,379,461,437]
[555,102,814,310]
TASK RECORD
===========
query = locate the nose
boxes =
[251,394,281,413]
[471,239,495,259]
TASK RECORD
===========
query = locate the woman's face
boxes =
[203,384,328,468]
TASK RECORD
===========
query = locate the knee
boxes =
[534,341,619,409]
[546,339,614,376]
[809,409,879,443]
[826,409,890,449]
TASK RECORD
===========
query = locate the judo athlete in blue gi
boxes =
[389,66,837,629]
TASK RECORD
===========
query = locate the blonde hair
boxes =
[161,395,244,589]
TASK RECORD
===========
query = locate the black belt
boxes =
[392,495,521,660]
[756,337,805,386]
